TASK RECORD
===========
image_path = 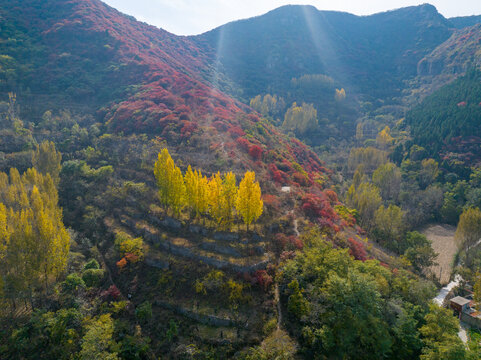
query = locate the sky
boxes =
[102,0,481,35]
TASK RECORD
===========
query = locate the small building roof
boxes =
[450,296,471,306]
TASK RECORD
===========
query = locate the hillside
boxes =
[417,24,481,77]
[1,1,481,359]
[194,4,453,100]
[0,0,328,183]
[406,69,481,166]
[0,1,349,358]
[450,15,481,29]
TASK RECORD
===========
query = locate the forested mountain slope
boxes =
[193,4,453,99]
[0,1,480,358]
[406,69,481,166]
[0,0,328,184]
[449,15,481,29]
[417,24,481,77]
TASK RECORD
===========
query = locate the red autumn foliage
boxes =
[290,236,303,249]
[293,172,311,186]
[228,125,246,139]
[301,192,340,232]
[253,270,273,291]
[280,251,296,261]
[125,253,140,263]
[236,137,251,151]
[457,101,467,107]
[268,164,287,184]
[12,0,344,230]
[101,285,121,300]
[273,233,289,253]
[324,189,339,204]
[347,237,367,261]
[262,194,281,210]
[180,120,198,137]
[116,257,127,270]
[249,145,263,160]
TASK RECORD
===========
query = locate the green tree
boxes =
[282,102,318,137]
[455,207,481,248]
[419,159,439,189]
[32,140,62,186]
[420,304,466,360]
[374,204,404,251]
[79,314,119,360]
[474,273,481,311]
[372,162,401,200]
[403,232,437,272]
[346,182,382,231]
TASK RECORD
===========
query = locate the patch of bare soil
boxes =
[421,224,458,285]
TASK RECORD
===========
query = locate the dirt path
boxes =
[275,283,282,330]
[421,224,458,285]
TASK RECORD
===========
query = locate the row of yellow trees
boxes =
[154,149,263,230]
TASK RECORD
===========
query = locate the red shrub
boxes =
[262,194,280,209]
[228,125,245,139]
[289,236,303,250]
[293,172,310,186]
[236,137,251,151]
[125,253,140,263]
[254,270,273,291]
[268,164,285,183]
[101,285,121,300]
[347,237,367,261]
[273,233,289,254]
[301,193,340,228]
[116,257,127,270]
[324,189,339,204]
[249,145,263,160]
[180,120,198,137]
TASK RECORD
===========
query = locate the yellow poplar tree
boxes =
[208,172,224,226]
[154,148,173,209]
[154,148,185,215]
[0,167,70,306]
[32,140,62,186]
[169,165,185,216]
[185,166,208,220]
[0,203,9,260]
[221,172,238,229]
[236,171,263,231]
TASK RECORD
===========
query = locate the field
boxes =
[422,224,458,284]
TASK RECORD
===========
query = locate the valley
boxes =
[0,0,481,358]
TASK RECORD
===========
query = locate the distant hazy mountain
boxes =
[449,15,481,28]
[193,4,452,99]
